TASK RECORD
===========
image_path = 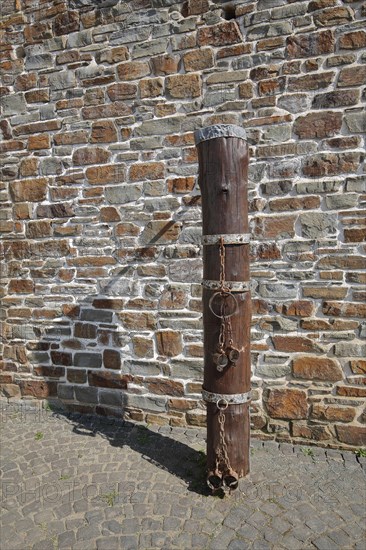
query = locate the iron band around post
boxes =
[202,279,250,293]
[202,389,252,406]
[202,233,251,246]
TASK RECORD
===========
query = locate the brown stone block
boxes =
[106,83,137,101]
[54,131,88,145]
[184,0,209,15]
[269,196,320,212]
[26,221,52,238]
[66,369,87,384]
[303,286,347,300]
[119,312,156,331]
[288,72,334,92]
[159,287,188,309]
[117,61,150,81]
[115,222,139,236]
[140,220,181,245]
[10,178,48,202]
[19,380,57,398]
[156,330,183,357]
[312,89,359,109]
[339,30,366,50]
[99,46,129,64]
[314,6,354,26]
[25,89,49,103]
[15,73,37,91]
[127,298,157,310]
[338,65,366,87]
[257,37,284,51]
[82,103,132,120]
[183,48,213,72]
[303,152,362,177]
[291,423,331,441]
[286,30,334,58]
[8,279,34,294]
[73,147,110,166]
[335,424,366,446]
[293,356,343,381]
[311,403,355,422]
[168,398,199,411]
[20,158,39,177]
[217,44,250,59]
[258,77,285,96]
[145,378,184,397]
[238,82,253,99]
[34,366,65,378]
[74,323,97,339]
[344,228,366,243]
[253,215,296,239]
[253,242,281,261]
[100,207,120,222]
[86,164,126,185]
[264,388,308,420]
[165,73,201,99]
[272,336,317,353]
[164,133,195,147]
[0,140,25,153]
[129,162,164,182]
[28,134,51,151]
[318,255,366,270]
[56,98,84,110]
[14,120,61,136]
[51,351,72,367]
[36,203,74,219]
[167,176,196,194]
[294,111,342,139]
[350,360,366,375]
[323,301,366,318]
[337,385,366,398]
[151,54,179,76]
[103,349,121,370]
[68,256,116,267]
[91,120,117,143]
[88,370,131,389]
[197,21,242,47]
[132,336,154,358]
[139,78,163,99]
[137,265,166,277]
[324,136,360,149]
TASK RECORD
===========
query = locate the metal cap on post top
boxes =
[194,124,247,145]
[195,123,251,492]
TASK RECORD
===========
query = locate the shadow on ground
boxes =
[53,409,211,497]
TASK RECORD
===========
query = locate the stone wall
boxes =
[1,0,365,449]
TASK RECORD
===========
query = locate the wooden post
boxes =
[194,125,251,491]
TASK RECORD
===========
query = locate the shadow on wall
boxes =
[10,243,204,425]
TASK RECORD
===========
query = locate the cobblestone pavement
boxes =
[0,402,365,550]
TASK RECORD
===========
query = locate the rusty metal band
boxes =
[202,389,252,406]
[202,280,250,292]
[202,233,251,246]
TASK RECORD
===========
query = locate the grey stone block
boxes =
[74,353,102,369]
[81,309,113,323]
[105,185,142,204]
[57,384,75,400]
[74,386,98,404]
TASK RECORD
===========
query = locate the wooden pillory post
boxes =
[194,124,251,493]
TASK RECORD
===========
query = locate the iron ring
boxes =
[208,291,238,319]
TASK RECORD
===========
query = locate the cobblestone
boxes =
[0,403,365,549]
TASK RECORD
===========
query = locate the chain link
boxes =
[217,408,231,473]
